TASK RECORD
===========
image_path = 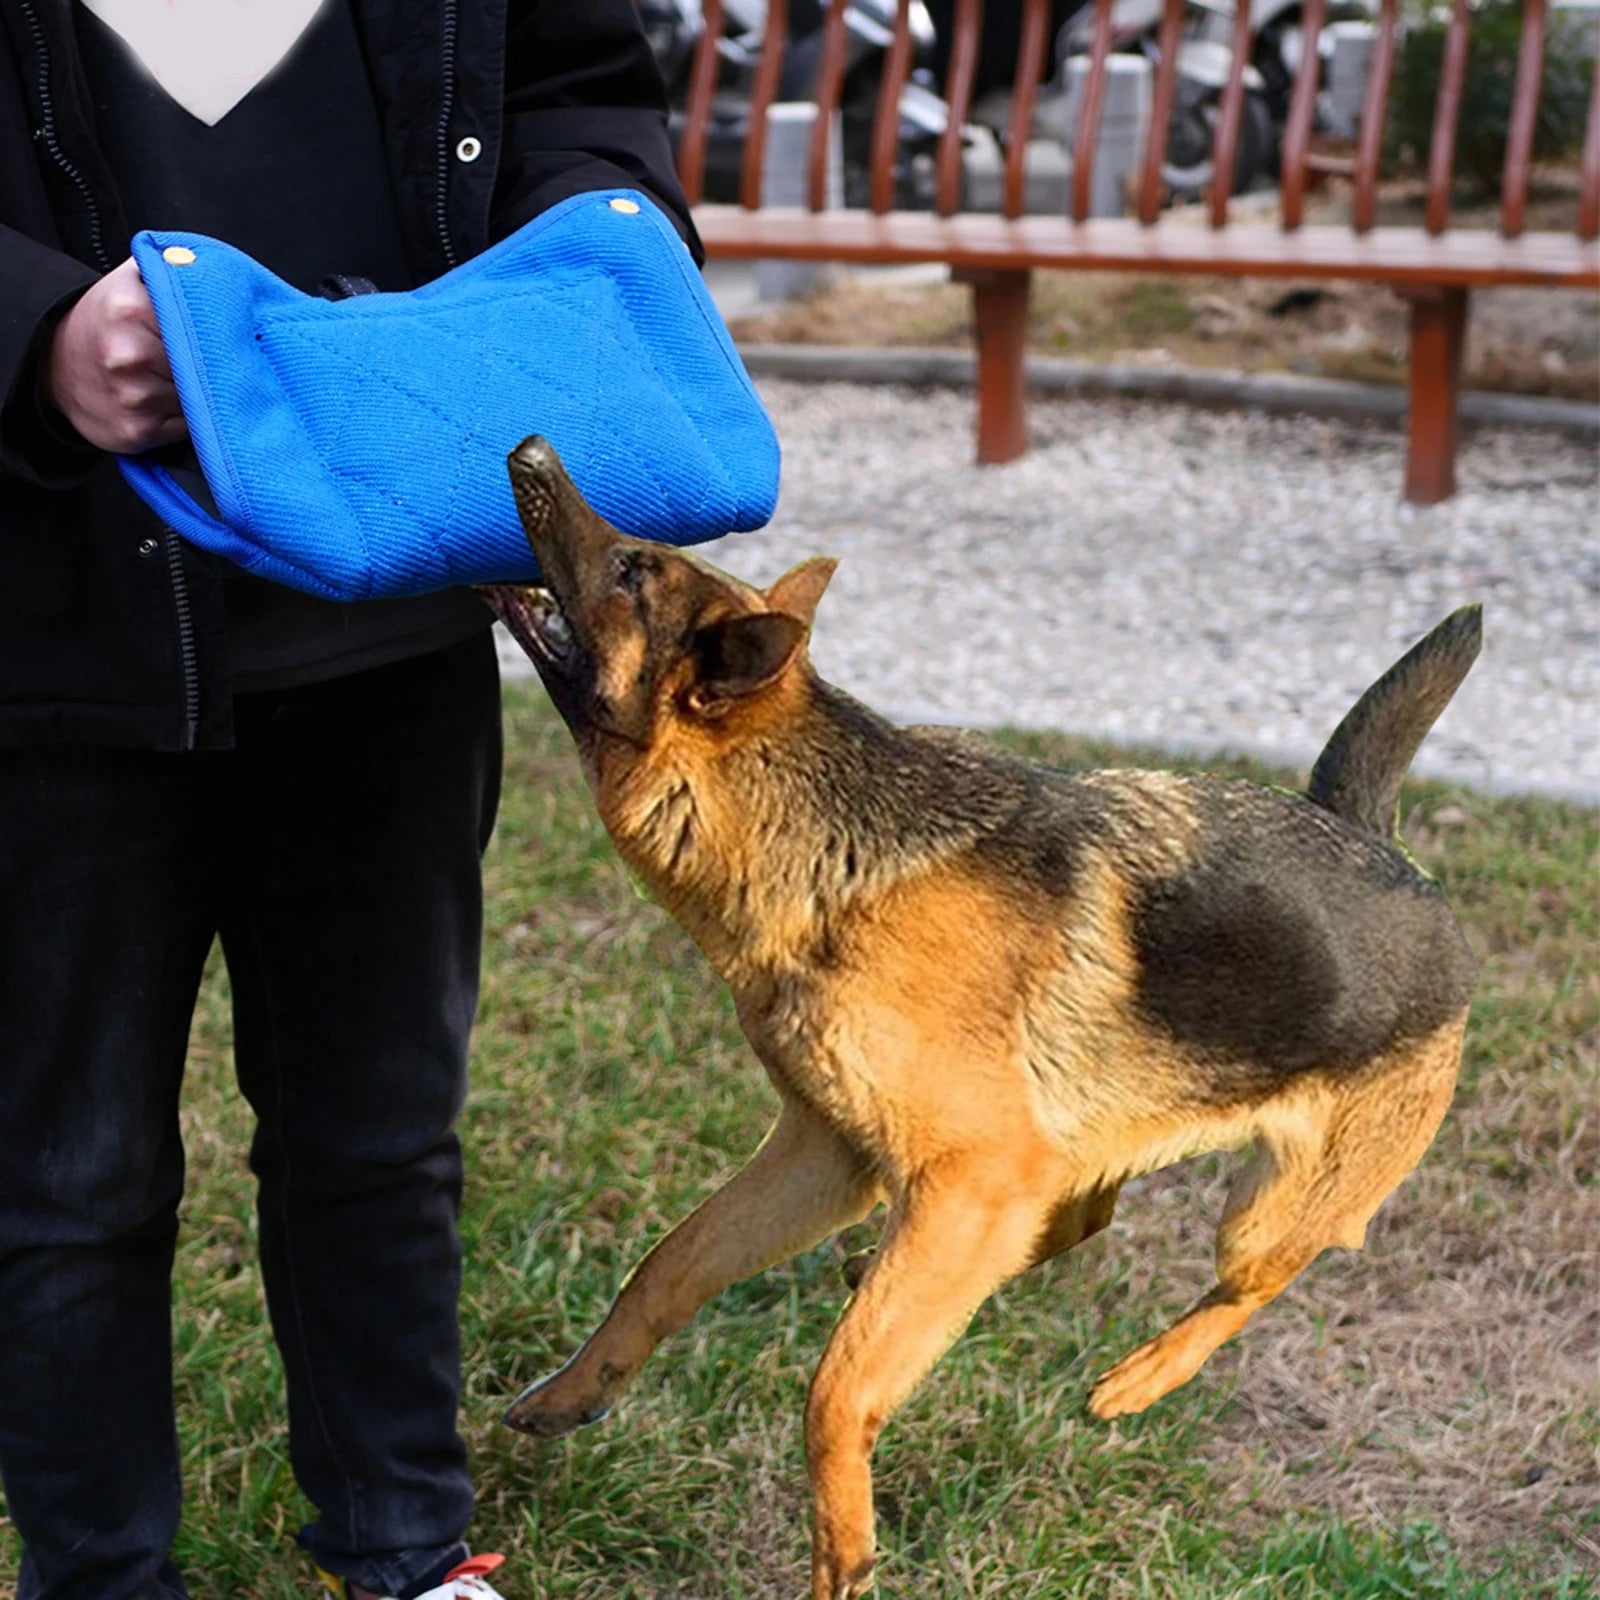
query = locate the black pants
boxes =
[0,632,502,1600]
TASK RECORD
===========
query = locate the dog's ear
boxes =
[765,556,837,630]
[687,611,806,716]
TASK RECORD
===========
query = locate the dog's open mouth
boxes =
[479,584,574,665]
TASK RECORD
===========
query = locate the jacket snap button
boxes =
[455,135,481,163]
[137,537,159,557]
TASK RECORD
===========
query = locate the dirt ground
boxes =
[729,173,1600,402]
[1124,1031,1600,1576]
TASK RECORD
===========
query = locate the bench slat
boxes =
[678,0,724,207]
[1502,0,1548,239]
[810,0,851,213]
[1139,0,1188,223]
[936,0,983,216]
[1353,0,1401,234]
[1581,30,1600,241]
[870,0,917,214]
[1072,0,1117,224]
[696,207,1600,286]
[1426,0,1474,234]
[1208,0,1258,229]
[1281,0,1328,230]
[742,0,789,210]
[1005,0,1053,218]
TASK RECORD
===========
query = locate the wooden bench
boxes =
[680,0,1600,501]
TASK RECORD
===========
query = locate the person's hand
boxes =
[45,257,188,453]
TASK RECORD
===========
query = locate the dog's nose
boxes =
[508,435,562,479]
[506,434,621,568]
[507,435,583,546]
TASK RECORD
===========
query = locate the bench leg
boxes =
[956,268,1032,465]
[1400,286,1469,505]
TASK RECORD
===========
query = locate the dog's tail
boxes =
[1305,605,1482,840]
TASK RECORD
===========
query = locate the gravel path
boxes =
[502,378,1600,800]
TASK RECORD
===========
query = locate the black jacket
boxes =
[0,0,699,749]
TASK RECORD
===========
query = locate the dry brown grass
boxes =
[1107,1107,1599,1570]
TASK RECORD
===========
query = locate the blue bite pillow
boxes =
[120,190,780,600]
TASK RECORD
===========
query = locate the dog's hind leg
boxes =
[504,1095,879,1438]
[1031,1182,1121,1268]
[805,1158,1060,1600]
[1087,1016,1464,1420]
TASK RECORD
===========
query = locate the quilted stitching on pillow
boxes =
[120,191,781,601]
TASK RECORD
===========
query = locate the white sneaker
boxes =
[318,1553,509,1600]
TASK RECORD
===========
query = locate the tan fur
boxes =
[1089,1015,1464,1417]
[484,442,1474,1600]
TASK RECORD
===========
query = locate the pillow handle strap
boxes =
[317,274,380,300]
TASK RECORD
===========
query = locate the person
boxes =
[0,6,700,1598]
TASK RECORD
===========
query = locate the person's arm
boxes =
[0,225,100,487]
[0,236,183,487]
[41,258,186,454]
[490,1,703,263]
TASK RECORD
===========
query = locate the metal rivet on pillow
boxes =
[163,246,196,265]
[608,198,641,214]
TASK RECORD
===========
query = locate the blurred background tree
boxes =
[1388,0,1593,193]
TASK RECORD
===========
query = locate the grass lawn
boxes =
[3,682,1596,1598]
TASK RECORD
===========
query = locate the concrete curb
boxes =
[737,343,1600,435]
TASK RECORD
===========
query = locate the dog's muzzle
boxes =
[477,584,574,665]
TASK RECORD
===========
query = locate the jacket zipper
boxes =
[22,0,202,748]
[162,534,200,747]
[434,0,460,269]
[19,0,111,271]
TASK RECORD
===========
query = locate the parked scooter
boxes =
[641,0,951,210]
[1060,0,1274,196]
[1061,0,1375,198]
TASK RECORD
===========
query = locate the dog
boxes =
[481,436,1479,1600]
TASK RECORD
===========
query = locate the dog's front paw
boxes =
[813,1552,876,1600]
[501,1364,614,1438]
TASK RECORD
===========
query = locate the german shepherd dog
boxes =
[482,437,1479,1599]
